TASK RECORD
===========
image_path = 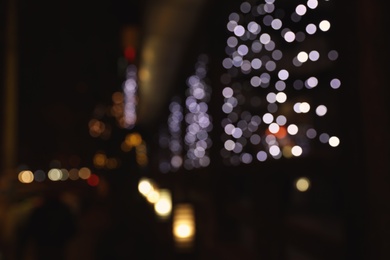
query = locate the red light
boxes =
[275,126,287,139]
[87,174,100,187]
[124,46,136,62]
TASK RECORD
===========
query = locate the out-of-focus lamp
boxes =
[138,177,153,197]
[154,189,172,220]
[173,203,195,250]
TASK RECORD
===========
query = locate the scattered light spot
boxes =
[287,124,298,135]
[330,78,341,89]
[319,20,331,31]
[278,69,289,80]
[257,151,267,161]
[154,189,172,219]
[78,167,91,180]
[48,168,62,181]
[316,105,327,116]
[18,171,34,183]
[307,0,318,9]
[296,177,310,192]
[297,51,308,62]
[291,145,303,156]
[284,31,296,42]
[306,23,317,34]
[295,5,307,16]
[87,174,100,186]
[329,136,340,147]
[138,178,153,196]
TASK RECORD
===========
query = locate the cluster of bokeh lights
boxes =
[159,55,212,172]
[220,0,340,165]
[18,166,100,186]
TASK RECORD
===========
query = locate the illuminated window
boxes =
[220,0,340,165]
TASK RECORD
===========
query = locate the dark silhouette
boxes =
[16,192,76,260]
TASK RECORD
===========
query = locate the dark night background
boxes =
[1,0,390,259]
[17,0,136,169]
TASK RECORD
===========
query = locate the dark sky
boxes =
[16,0,142,170]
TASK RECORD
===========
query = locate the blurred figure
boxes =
[16,191,76,260]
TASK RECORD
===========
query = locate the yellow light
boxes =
[126,133,142,147]
[296,177,310,192]
[93,153,107,168]
[18,170,34,183]
[48,168,62,181]
[146,189,160,204]
[173,204,195,250]
[138,178,154,196]
[174,224,193,238]
[282,146,293,158]
[154,189,172,219]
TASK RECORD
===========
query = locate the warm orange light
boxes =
[112,92,123,105]
[275,125,287,139]
[154,189,172,220]
[138,178,153,196]
[79,167,91,180]
[93,153,107,168]
[126,133,142,147]
[173,204,195,250]
[18,170,34,183]
[106,158,119,169]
